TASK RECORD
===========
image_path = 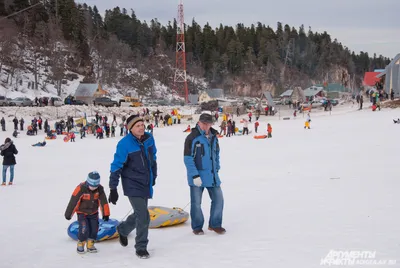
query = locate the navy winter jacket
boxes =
[109,132,157,198]
[184,125,221,187]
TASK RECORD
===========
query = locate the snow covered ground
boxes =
[0,106,399,268]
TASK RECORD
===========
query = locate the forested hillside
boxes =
[0,0,391,97]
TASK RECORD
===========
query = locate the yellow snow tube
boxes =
[148,206,189,228]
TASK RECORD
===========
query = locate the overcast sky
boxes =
[82,0,400,59]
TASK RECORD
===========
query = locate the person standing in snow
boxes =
[254,121,259,133]
[13,117,18,130]
[38,117,42,130]
[44,119,49,132]
[184,113,225,235]
[19,118,24,131]
[108,114,158,259]
[242,118,249,135]
[1,117,5,131]
[0,138,18,186]
[267,123,272,138]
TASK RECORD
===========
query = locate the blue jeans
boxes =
[190,186,224,231]
[2,165,14,183]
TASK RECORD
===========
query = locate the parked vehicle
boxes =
[50,97,63,107]
[9,97,34,107]
[64,96,87,106]
[93,97,119,107]
[73,99,87,106]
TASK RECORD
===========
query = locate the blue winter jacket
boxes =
[109,132,157,198]
[183,125,221,187]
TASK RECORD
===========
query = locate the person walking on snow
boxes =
[108,114,158,259]
[64,171,110,254]
[0,138,18,186]
[184,113,226,235]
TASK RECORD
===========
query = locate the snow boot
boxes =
[87,239,97,253]
[8,182,12,185]
[136,249,150,259]
[208,227,226,234]
[193,229,204,235]
[1,182,5,186]
[117,227,128,247]
[76,241,86,254]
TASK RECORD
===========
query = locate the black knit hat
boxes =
[126,114,144,130]
[199,113,213,124]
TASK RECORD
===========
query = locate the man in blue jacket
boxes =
[108,114,157,259]
[184,113,225,235]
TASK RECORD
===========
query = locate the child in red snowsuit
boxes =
[254,121,259,133]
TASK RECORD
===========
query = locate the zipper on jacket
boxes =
[139,143,150,186]
[210,135,217,185]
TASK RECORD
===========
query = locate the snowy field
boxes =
[0,107,399,268]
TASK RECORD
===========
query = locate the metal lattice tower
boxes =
[173,0,189,103]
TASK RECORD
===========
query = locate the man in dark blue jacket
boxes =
[184,113,225,235]
[108,114,157,259]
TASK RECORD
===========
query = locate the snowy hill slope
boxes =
[0,107,398,268]
[0,45,204,101]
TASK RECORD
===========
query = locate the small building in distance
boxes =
[376,53,400,97]
[74,83,107,104]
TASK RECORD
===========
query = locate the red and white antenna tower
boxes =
[173,0,189,103]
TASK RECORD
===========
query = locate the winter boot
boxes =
[117,227,128,247]
[76,241,86,254]
[208,227,226,234]
[193,229,204,235]
[1,182,5,186]
[136,249,150,259]
[87,239,97,253]
[8,182,12,185]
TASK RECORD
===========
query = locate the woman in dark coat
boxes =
[0,138,18,185]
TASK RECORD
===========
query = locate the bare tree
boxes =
[47,18,66,96]
[0,20,17,73]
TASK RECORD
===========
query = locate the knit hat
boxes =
[126,114,144,131]
[86,171,100,187]
[199,113,213,124]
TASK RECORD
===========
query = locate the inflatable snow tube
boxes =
[237,130,252,136]
[183,129,191,133]
[67,218,119,242]
[63,136,71,142]
[149,206,189,228]
[45,136,57,140]
[254,135,268,139]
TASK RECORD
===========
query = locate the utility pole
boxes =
[173,0,189,103]
[280,38,294,90]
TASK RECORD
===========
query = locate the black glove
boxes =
[152,176,157,186]
[108,189,118,205]
[103,215,109,221]
[65,215,71,221]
